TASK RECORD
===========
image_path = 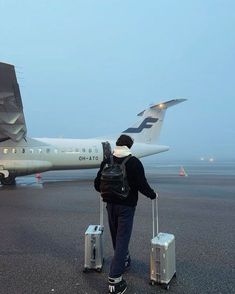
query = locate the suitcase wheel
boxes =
[165,284,170,291]
[150,280,170,290]
[96,267,102,273]
[83,267,89,273]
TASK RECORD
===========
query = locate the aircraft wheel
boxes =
[0,174,16,185]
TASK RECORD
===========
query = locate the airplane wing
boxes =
[0,62,27,142]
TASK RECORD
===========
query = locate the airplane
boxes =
[0,61,186,185]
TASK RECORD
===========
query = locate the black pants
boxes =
[106,203,136,278]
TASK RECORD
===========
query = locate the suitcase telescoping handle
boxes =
[100,196,104,226]
[152,194,159,238]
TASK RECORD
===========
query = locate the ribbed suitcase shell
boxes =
[150,232,176,287]
[84,224,104,272]
[83,198,104,272]
[150,198,176,289]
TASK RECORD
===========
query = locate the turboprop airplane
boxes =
[0,62,186,185]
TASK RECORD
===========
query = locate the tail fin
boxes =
[122,99,186,144]
[0,62,27,142]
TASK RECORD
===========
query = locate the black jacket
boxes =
[94,155,156,207]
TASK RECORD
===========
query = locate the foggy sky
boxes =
[0,0,234,160]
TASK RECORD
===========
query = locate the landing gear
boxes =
[0,174,16,185]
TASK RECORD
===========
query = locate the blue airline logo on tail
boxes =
[123,117,158,133]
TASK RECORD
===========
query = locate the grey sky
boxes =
[0,0,234,160]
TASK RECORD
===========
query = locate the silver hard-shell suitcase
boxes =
[150,197,176,290]
[83,197,104,272]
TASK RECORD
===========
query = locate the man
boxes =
[94,134,156,294]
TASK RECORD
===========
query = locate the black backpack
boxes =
[100,155,132,200]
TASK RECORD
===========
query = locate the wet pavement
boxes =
[0,168,234,294]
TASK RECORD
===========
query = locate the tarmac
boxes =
[0,164,234,294]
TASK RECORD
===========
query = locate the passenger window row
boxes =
[1,147,99,154]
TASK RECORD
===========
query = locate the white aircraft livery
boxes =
[0,62,186,185]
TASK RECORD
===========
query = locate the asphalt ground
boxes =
[0,168,234,294]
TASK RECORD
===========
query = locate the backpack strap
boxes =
[120,155,132,188]
[110,153,114,165]
[121,155,132,167]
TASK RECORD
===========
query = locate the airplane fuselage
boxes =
[0,137,169,178]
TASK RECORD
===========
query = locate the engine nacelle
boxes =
[0,160,52,176]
